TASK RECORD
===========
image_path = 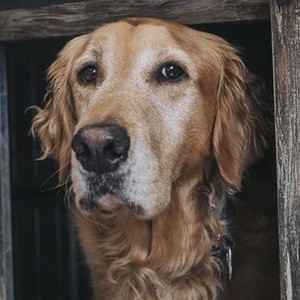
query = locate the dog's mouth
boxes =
[76,170,146,217]
[78,171,125,208]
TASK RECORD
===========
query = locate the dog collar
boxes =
[211,235,235,280]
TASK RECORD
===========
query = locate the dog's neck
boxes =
[75,170,227,299]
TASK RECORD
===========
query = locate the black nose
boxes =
[71,124,130,174]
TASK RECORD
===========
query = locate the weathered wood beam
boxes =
[0,0,269,41]
[271,1,300,299]
[0,45,14,300]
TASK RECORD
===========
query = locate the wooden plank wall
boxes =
[0,46,14,300]
[271,0,300,299]
[0,0,269,41]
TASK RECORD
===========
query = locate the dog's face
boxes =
[32,18,265,219]
[70,20,218,218]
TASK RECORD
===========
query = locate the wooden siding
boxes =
[0,46,14,300]
[271,0,300,299]
[0,0,269,41]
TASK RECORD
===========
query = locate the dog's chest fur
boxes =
[74,178,226,300]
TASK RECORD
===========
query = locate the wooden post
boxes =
[0,45,14,300]
[271,0,300,299]
[0,0,269,41]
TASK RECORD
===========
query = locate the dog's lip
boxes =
[79,188,147,218]
[77,167,148,217]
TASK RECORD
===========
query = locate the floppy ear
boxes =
[213,50,267,189]
[31,36,87,183]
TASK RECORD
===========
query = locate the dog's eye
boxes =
[159,63,186,82]
[78,65,98,84]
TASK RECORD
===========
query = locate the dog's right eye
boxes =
[78,65,98,84]
[156,63,187,83]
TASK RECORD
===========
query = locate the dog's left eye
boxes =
[78,65,98,84]
[159,63,186,82]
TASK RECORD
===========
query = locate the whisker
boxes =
[63,172,74,211]
[39,177,71,193]
[38,160,71,190]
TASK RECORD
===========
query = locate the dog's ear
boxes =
[31,36,87,183]
[212,49,267,189]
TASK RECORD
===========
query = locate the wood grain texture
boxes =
[0,46,14,300]
[0,0,270,41]
[0,0,83,12]
[271,0,300,299]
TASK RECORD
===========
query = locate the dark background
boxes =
[2,2,277,299]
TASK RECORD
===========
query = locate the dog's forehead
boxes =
[91,21,179,53]
[80,21,196,77]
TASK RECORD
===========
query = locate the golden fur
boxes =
[31,18,268,299]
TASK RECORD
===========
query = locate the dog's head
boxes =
[32,18,266,219]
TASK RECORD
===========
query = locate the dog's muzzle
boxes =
[71,124,130,174]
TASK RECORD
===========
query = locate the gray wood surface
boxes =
[0,0,269,41]
[0,46,14,300]
[0,0,82,12]
[271,0,300,299]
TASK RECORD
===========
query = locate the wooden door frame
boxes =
[0,1,300,299]
[271,0,300,299]
[0,45,14,300]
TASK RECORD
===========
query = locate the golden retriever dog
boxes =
[31,18,271,299]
